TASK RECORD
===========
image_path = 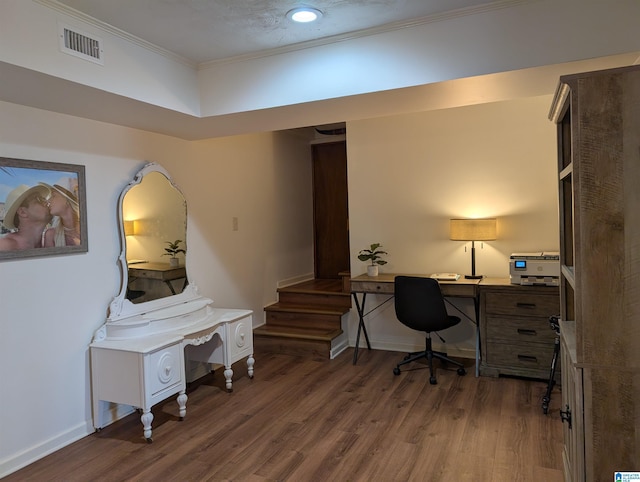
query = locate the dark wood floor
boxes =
[7,349,564,481]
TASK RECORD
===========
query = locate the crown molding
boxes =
[35,0,197,68]
[36,0,533,72]
[199,0,535,69]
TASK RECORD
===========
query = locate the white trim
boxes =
[276,273,314,289]
[35,0,531,70]
[36,0,196,68]
[0,420,95,478]
[199,0,532,69]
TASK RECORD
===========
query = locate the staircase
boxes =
[255,277,352,358]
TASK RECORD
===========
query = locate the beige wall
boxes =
[346,95,559,354]
[0,92,560,475]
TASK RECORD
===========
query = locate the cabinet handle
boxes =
[560,404,572,429]
[517,354,537,363]
[516,302,536,309]
[517,328,537,336]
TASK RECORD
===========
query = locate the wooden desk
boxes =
[128,262,187,295]
[350,273,482,374]
[350,274,560,380]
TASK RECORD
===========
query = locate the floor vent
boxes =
[59,24,103,65]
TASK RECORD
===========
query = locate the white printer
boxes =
[509,252,560,286]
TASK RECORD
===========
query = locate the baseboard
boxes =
[276,273,314,289]
[351,338,476,360]
[330,336,349,359]
[331,312,350,359]
[0,420,94,478]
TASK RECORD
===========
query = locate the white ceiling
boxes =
[3,1,638,139]
[55,0,494,64]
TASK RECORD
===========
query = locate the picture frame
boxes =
[0,157,88,260]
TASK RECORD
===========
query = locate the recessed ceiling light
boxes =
[286,7,323,23]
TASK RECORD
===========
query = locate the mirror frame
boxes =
[108,162,200,322]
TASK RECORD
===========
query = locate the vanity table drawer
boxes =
[148,343,183,397]
[227,315,253,362]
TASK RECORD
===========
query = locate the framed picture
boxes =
[0,157,88,260]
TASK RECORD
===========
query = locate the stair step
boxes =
[259,278,350,359]
[253,333,333,359]
[279,278,347,295]
[277,280,351,308]
[278,291,352,308]
[265,302,349,316]
[254,325,342,341]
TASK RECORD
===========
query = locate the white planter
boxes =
[367,265,379,277]
[169,257,179,267]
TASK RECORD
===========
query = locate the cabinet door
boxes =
[227,316,253,363]
[560,332,584,482]
[146,343,184,400]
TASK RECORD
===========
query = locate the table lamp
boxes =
[450,218,497,279]
[124,220,139,236]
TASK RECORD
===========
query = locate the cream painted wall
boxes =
[346,95,559,356]
[167,131,314,311]
[0,101,313,476]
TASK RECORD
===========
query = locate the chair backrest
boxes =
[394,276,454,333]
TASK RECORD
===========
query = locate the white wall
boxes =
[3,1,639,123]
[198,0,640,116]
[346,95,558,356]
[0,101,314,477]
[0,0,200,115]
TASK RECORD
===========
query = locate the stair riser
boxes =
[278,291,351,308]
[266,312,342,330]
[253,335,331,359]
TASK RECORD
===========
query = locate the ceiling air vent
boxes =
[59,24,103,65]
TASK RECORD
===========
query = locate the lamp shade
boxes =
[450,218,497,241]
[124,220,135,236]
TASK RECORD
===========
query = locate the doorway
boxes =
[312,140,350,279]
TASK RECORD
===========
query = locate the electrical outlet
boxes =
[232,217,238,231]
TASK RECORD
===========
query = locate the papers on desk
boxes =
[431,273,460,281]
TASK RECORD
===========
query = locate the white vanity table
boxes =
[90,163,254,442]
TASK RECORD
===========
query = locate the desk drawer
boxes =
[485,315,556,345]
[132,269,163,280]
[484,292,559,317]
[350,280,394,294]
[485,340,557,374]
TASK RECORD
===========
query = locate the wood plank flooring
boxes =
[6,349,564,481]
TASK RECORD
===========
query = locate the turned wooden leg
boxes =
[224,366,233,392]
[177,391,187,420]
[247,355,255,379]
[141,409,153,442]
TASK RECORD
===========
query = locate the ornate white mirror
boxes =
[107,162,200,322]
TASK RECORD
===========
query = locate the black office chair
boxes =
[393,276,466,384]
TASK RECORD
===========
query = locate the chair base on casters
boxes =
[393,334,466,384]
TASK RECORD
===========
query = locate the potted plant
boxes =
[358,243,388,276]
[163,239,186,267]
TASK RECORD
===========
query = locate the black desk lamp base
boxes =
[464,241,484,279]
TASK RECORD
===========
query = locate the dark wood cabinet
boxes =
[479,280,559,379]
